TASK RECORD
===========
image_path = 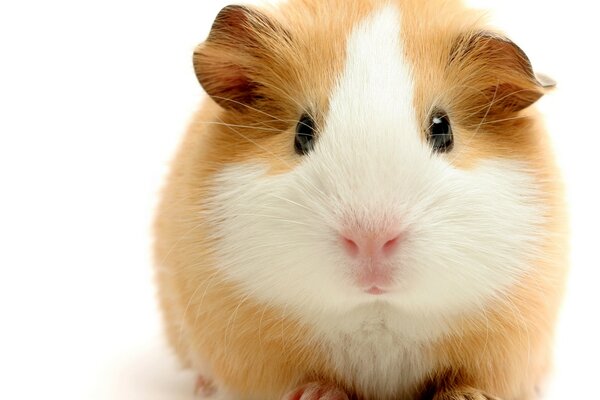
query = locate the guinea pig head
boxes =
[193,2,551,326]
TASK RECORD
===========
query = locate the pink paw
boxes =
[283,383,349,400]
[195,375,217,398]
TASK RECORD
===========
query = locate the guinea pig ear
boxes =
[193,5,280,110]
[535,72,557,89]
[450,32,547,113]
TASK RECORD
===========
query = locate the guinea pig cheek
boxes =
[205,164,359,311]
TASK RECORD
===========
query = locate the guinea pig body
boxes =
[154,0,568,399]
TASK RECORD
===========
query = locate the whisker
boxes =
[223,288,258,350]
[210,94,296,125]
[268,194,314,213]
[214,114,295,169]
[196,121,283,132]
[231,213,313,227]
[177,268,223,350]
[476,115,529,125]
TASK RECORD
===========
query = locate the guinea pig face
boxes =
[198,3,547,328]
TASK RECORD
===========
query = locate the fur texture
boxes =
[154,1,568,399]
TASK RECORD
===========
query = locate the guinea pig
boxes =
[154,0,568,399]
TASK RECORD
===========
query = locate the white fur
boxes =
[204,5,546,398]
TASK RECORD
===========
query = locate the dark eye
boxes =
[428,112,453,153]
[295,114,316,155]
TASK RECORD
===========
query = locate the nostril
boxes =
[382,235,401,256]
[341,231,404,259]
[341,236,359,257]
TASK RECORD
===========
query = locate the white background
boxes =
[0,0,598,399]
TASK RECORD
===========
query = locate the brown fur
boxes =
[154,0,568,399]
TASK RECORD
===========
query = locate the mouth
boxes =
[364,286,387,295]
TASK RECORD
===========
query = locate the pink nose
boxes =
[341,230,403,260]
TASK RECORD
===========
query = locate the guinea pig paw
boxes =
[283,383,349,400]
[434,387,501,400]
[194,375,217,398]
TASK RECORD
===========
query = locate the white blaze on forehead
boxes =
[324,5,421,154]
[316,4,432,209]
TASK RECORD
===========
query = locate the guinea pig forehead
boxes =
[322,5,420,144]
